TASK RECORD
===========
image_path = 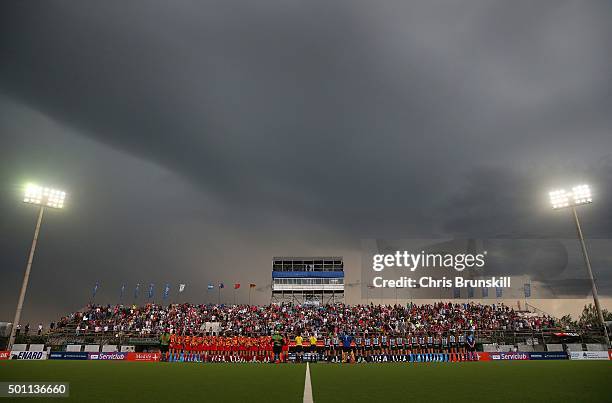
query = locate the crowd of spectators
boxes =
[52,302,559,337]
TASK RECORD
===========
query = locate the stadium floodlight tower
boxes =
[7,184,66,351]
[549,184,610,346]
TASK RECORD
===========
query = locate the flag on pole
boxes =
[248,283,255,305]
[148,283,154,299]
[496,287,503,298]
[207,283,214,290]
[163,284,170,300]
[217,282,224,305]
[179,284,186,293]
[482,287,489,298]
[524,283,531,298]
[232,283,240,305]
[92,282,99,299]
[134,283,140,299]
[120,284,125,300]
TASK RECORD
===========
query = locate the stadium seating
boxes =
[585,343,607,351]
[203,322,221,335]
[51,302,560,341]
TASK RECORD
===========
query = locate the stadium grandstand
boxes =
[4,301,605,363]
[271,257,344,304]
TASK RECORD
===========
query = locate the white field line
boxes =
[303,362,314,403]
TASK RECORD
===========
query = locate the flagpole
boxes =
[218,286,221,304]
[249,287,252,305]
[91,282,99,305]
[523,274,527,312]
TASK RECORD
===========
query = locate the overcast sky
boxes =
[1,1,612,324]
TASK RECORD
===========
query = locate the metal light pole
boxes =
[549,184,610,346]
[571,206,609,345]
[8,184,66,351]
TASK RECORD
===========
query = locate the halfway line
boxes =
[303,362,314,403]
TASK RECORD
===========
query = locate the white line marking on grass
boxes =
[303,362,314,403]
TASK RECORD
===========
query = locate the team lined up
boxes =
[160,334,277,362]
[159,331,478,363]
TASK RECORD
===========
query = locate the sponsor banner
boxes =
[10,351,48,360]
[569,351,609,361]
[528,352,568,360]
[287,352,318,362]
[0,351,10,360]
[475,352,491,361]
[49,351,89,360]
[88,352,128,360]
[553,332,580,338]
[126,352,161,362]
[490,352,530,361]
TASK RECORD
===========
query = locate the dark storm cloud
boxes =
[1,0,612,322]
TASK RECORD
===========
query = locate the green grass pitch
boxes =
[310,361,611,403]
[0,361,610,402]
[0,362,305,402]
